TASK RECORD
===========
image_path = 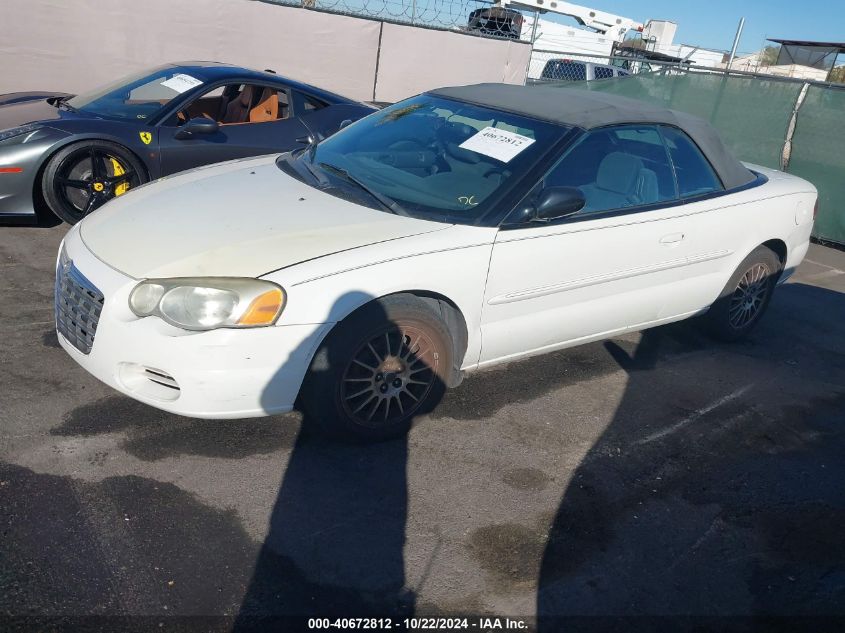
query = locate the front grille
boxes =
[55,259,104,355]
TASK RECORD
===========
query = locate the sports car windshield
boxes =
[66,67,208,121]
[306,95,567,223]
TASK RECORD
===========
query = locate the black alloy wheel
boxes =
[43,140,146,224]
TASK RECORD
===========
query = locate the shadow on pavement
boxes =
[235,293,445,626]
[536,283,845,630]
[52,396,300,460]
[22,280,845,626]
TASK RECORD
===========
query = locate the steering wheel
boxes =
[483,167,510,184]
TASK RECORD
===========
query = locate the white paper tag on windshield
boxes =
[458,126,535,163]
[160,73,203,94]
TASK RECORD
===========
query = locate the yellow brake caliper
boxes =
[110,157,129,196]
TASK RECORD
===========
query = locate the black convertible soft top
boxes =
[429,83,756,190]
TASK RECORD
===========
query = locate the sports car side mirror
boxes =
[174,117,219,140]
[339,119,353,130]
[530,187,586,222]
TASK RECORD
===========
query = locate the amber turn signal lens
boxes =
[237,288,285,326]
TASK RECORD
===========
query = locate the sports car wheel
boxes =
[703,245,781,341]
[42,140,146,225]
[299,295,452,441]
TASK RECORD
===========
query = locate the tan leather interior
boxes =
[222,85,254,124]
[180,85,288,126]
[249,88,279,123]
[185,95,224,121]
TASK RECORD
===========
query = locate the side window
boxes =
[302,94,326,112]
[164,84,236,126]
[168,84,292,126]
[543,125,677,214]
[660,126,723,198]
[594,67,614,80]
[181,85,228,123]
[293,90,327,115]
[201,86,227,98]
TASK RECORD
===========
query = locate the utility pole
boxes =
[529,9,540,43]
[726,17,745,70]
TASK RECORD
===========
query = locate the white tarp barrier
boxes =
[375,22,532,103]
[0,0,530,103]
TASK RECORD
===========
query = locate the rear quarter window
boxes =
[293,90,328,114]
[660,126,723,198]
[594,67,614,80]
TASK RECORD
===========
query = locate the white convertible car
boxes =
[56,84,817,439]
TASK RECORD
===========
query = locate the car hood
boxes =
[0,95,66,130]
[79,155,450,279]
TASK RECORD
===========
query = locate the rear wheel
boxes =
[299,295,452,441]
[703,246,781,341]
[42,140,146,224]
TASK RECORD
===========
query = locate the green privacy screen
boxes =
[786,85,845,245]
[558,73,844,244]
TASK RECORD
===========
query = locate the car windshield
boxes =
[302,95,568,224]
[66,67,208,121]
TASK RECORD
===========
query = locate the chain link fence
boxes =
[260,0,529,36]
[527,54,630,83]
[241,1,845,243]
[542,62,845,245]
[528,50,709,82]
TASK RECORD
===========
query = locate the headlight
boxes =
[129,278,285,330]
[57,243,70,269]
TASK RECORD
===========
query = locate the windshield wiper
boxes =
[302,157,330,186]
[318,162,407,216]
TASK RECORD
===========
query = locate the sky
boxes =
[545,0,845,53]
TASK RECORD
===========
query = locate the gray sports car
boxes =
[0,62,376,224]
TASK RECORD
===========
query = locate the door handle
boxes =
[659,232,685,245]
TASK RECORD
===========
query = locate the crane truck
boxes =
[467,0,643,42]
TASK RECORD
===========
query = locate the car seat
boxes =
[249,88,279,123]
[222,86,255,124]
[580,151,650,211]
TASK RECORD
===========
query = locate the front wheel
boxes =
[703,245,781,341]
[299,295,453,441]
[42,140,146,224]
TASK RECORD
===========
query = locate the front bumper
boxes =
[56,228,331,419]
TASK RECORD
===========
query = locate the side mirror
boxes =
[531,186,586,222]
[296,130,326,147]
[339,119,353,130]
[174,116,219,140]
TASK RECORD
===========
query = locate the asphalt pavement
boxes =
[1,224,844,631]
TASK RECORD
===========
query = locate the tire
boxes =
[299,295,453,441]
[703,245,781,341]
[42,140,146,225]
